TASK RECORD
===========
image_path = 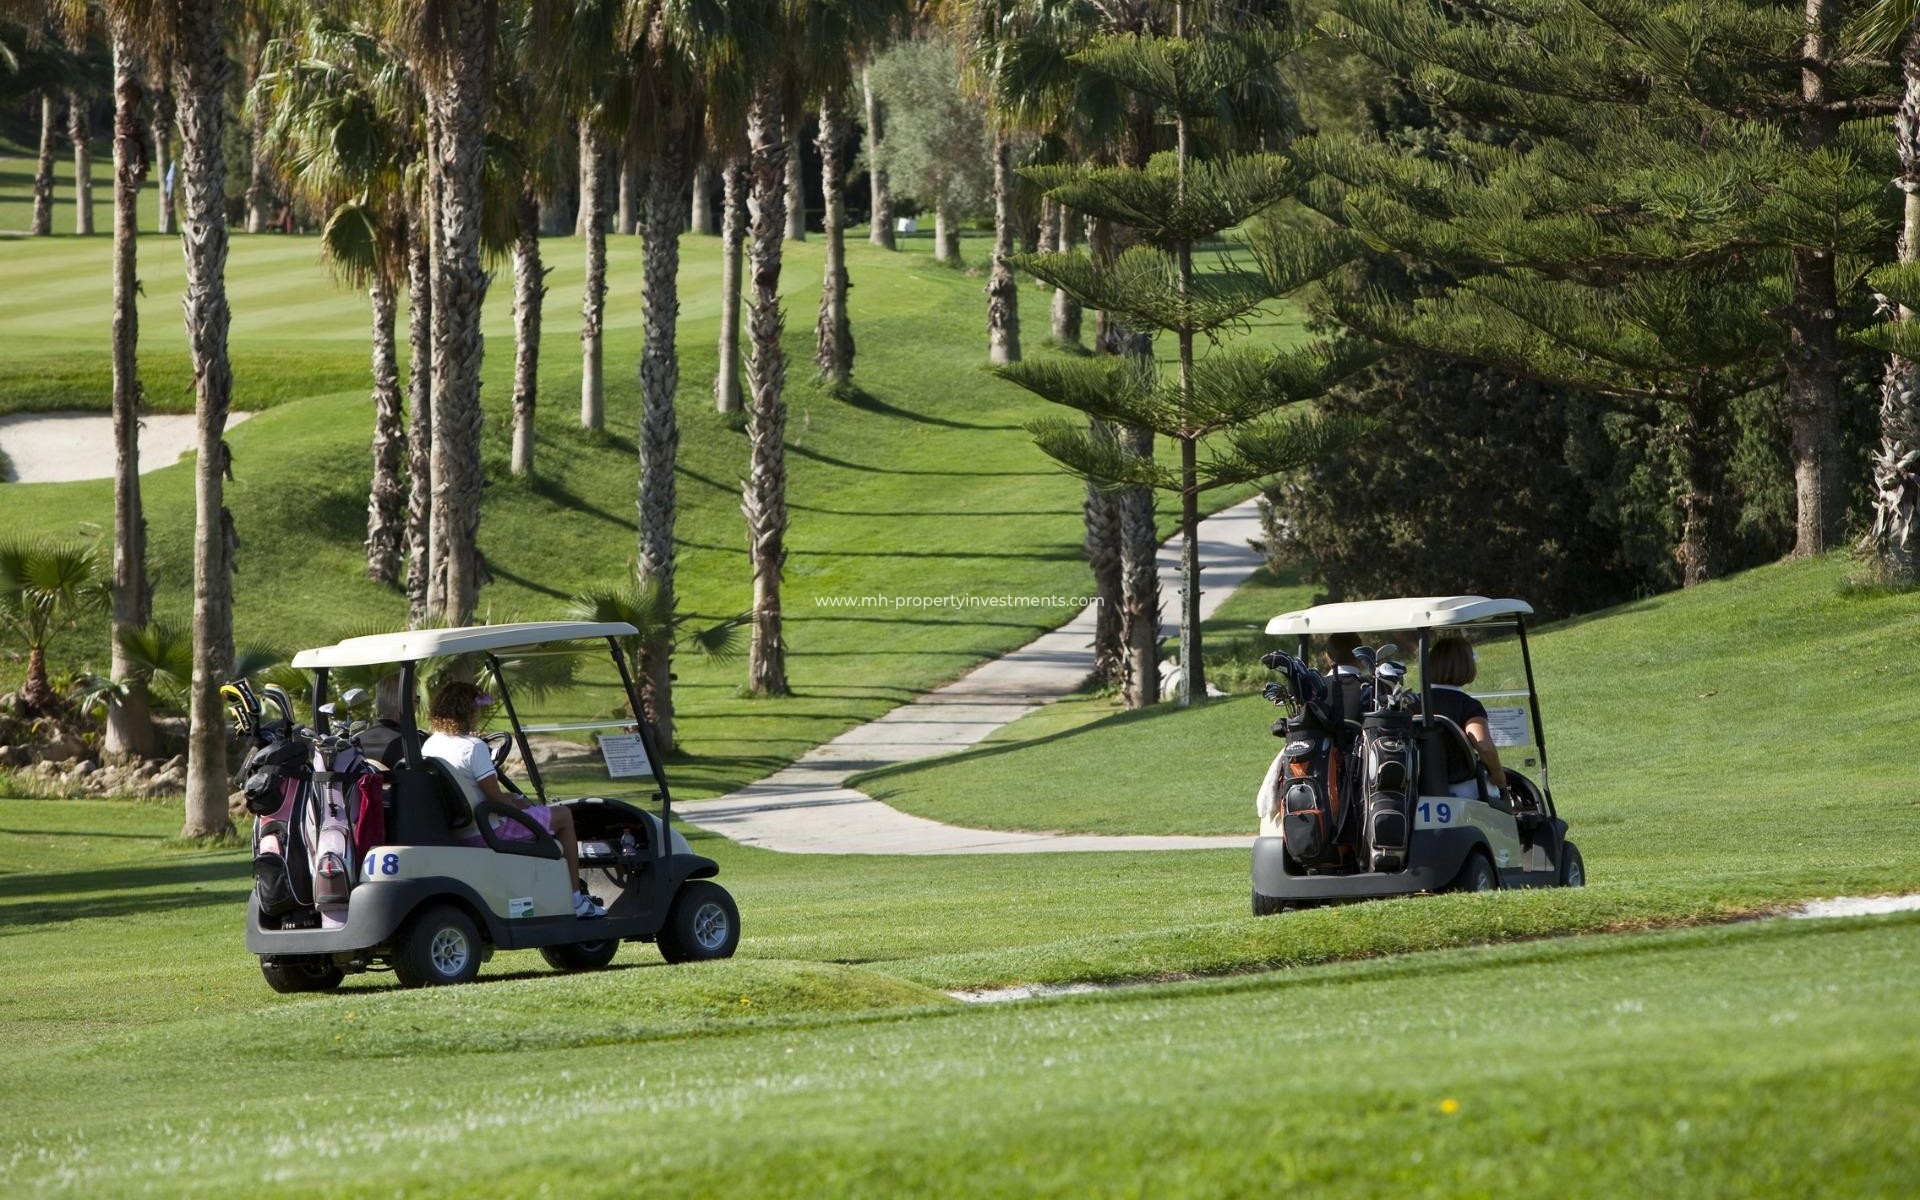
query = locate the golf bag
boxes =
[1271,727,1350,866]
[304,743,376,909]
[1357,711,1416,872]
[246,734,315,919]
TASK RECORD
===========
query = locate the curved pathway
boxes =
[677,499,1268,854]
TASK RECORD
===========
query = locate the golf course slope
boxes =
[2,553,1918,1196]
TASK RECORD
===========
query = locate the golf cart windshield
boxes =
[1413,619,1548,790]
[477,638,664,813]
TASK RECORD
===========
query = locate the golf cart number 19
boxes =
[1416,802,1454,825]
[362,852,401,877]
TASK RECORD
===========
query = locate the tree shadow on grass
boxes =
[0,856,249,904]
[788,444,1054,478]
[833,384,1021,432]
[0,882,245,931]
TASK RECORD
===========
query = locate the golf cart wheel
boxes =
[1559,842,1586,888]
[540,939,620,972]
[1448,851,1499,894]
[392,904,483,988]
[658,881,740,964]
[1252,889,1292,917]
[260,957,345,994]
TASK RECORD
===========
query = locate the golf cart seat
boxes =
[1416,715,1487,801]
[385,759,476,847]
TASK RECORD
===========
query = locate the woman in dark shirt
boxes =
[1423,635,1507,790]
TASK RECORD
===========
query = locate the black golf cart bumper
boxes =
[1252,829,1481,902]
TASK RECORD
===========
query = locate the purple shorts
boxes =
[460,805,555,847]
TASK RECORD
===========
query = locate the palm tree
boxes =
[254,16,420,587]
[815,91,856,385]
[34,89,57,234]
[105,0,155,757]
[66,86,92,234]
[390,0,494,628]
[578,114,609,431]
[152,65,177,234]
[744,69,794,696]
[0,539,104,717]
[715,151,748,413]
[862,60,893,248]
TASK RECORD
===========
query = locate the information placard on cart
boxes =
[598,733,654,778]
[1485,706,1531,748]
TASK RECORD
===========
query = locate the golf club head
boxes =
[1378,661,1407,685]
[317,702,339,718]
[339,687,368,710]
[1375,643,1402,662]
[1260,649,1289,671]
[1351,645,1377,672]
[260,685,295,727]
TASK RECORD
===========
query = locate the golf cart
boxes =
[1251,596,1583,914]
[240,621,738,991]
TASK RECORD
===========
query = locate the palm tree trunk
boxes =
[639,132,689,751]
[1116,417,1161,709]
[366,277,406,584]
[33,93,56,236]
[784,129,806,242]
[1084,422,1124,688]
[716,158,747,414]
[177,0,235,839]
[934,199,959,263]
[105,32,154,760]
[404,209,434,626]
[153,81,177,237]
[617,141,637,236]
[21,647,55,715]
[510,187,545,477]
[689,158,712,235]
[864,64,894,250]
[1869,30,1920,583]
[1787,0,1845,556]
[69,91,94,236]
[579,121,608,432]
[425,19,493,627]
[745,87,792,697]
[245,92,273,233]
[987,133,1020,364]
[815,98,853,388]
[1052,204,1081,346]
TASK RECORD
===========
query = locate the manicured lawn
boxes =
[1,797,1913,1199]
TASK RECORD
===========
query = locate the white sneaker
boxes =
[573,890,606,919]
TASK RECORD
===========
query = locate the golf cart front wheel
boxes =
[392,904,483,988]
[540,939,620,972]
[1559,842,1586,888]
[1448,851,1498,894]
[658,881,740,964]
[260,956,345,994]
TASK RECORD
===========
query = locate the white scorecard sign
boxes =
[1485,706,1532,748]
[598,733,654,778]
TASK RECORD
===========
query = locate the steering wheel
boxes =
[481,731,515,770]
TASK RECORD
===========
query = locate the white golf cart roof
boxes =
[289,621,638,669]
[1264,596,1533,637]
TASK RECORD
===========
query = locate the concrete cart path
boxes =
[676,498,1268,854]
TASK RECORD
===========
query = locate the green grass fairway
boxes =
[1,796,1913,1198]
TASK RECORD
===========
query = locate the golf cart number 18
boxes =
[1416,802,1454,825]
[362,852,401,877]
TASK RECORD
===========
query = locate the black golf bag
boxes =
[1356,710,1416,872]
[243,731,315,920]
[1270,671,1370,868]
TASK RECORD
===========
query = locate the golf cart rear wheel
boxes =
[1252,889,1292,917]
[1559,842,1586,887]
[1448,851,1498,894]
[260,957,345,994]
[392,904,483,988]
[540,939,620,972]
[658,881,740,964]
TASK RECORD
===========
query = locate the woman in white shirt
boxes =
[423,681,603,918]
